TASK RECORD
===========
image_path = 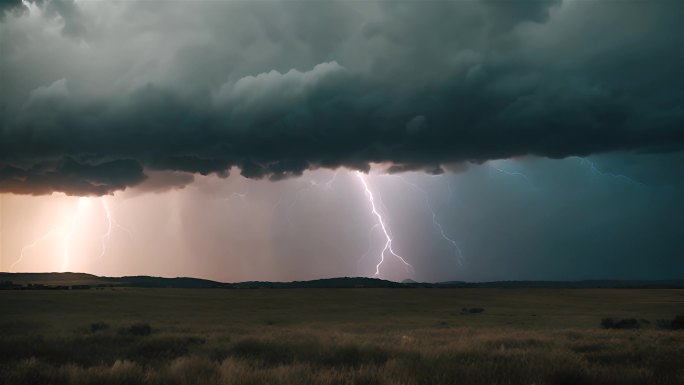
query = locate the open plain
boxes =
[1,288,683,384]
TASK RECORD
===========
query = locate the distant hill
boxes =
[0,272,116,286]
[0,272,224,289]
[1,272,683,289]
[234,277,404,289]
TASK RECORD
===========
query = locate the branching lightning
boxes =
[398,177,464,266]
[10,226,64,272]
[10,196,131,272]
[356,171,414,277]
[271,169,414,277]
[97,198,113,259]
[356,223,379,268]
[489,161,534,187]
[97,197,132,259]
[575,157,644,185]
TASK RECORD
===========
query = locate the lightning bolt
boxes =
[97,198,113,259]
[356,171,414,277]
[489,160,534,187]
[286,182,314,221]
[97,197,132,259]
[10,196,133,272]
[60,197,89,272]
[222,192,248,202]
[220,192,249,209]
[10,197,86,272]
[575,157,644,185]
[10,226,64,272]
[356,223,379,268]
[398,177,464,266]
[228,192,247,200]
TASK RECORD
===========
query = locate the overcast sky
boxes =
[1,0,682,282]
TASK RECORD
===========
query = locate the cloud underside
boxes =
[1,0,683,195]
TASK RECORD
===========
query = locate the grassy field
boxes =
[1,288,683,384]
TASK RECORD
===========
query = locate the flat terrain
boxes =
[1,288,683,384]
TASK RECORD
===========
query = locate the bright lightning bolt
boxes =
[398,177,465,266]
[11,196,133,272]
[357,223,379,268]
[11,197,87,272]
[356,171,414,277]
[97,198,113,259]
[97,197,133,259]
[10,226,64,272]
[60,197,89,272]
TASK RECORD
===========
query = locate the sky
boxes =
[0,0,682,282]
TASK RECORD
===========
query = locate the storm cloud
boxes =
[2,0,683,195]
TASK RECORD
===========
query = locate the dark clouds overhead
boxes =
[1,0,683,195]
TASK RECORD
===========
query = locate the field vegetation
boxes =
[1,288,683,384]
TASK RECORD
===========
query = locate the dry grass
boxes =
[1,288,683,384]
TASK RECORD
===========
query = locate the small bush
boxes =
[601,318,639,329]
[90,322,109,333]
[656,315,684,330]
[461,307,485,314]
[119,323,152,336]
[670,315,684,330]
[601,318,615,329]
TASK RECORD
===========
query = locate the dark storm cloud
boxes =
[121,170,194,196]
[1,0,683,195]
[0,158,145,196]
[0,0,22,13]
[0,0,83,36]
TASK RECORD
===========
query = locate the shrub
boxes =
[656,315,684,330]
[600,318,615,329]
[119,323,152,336]
[601,318,639,329]
[670,315,684,330]
[90,322,109,332]
[461,307,485,314]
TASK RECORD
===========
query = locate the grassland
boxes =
[1,288,683,384]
